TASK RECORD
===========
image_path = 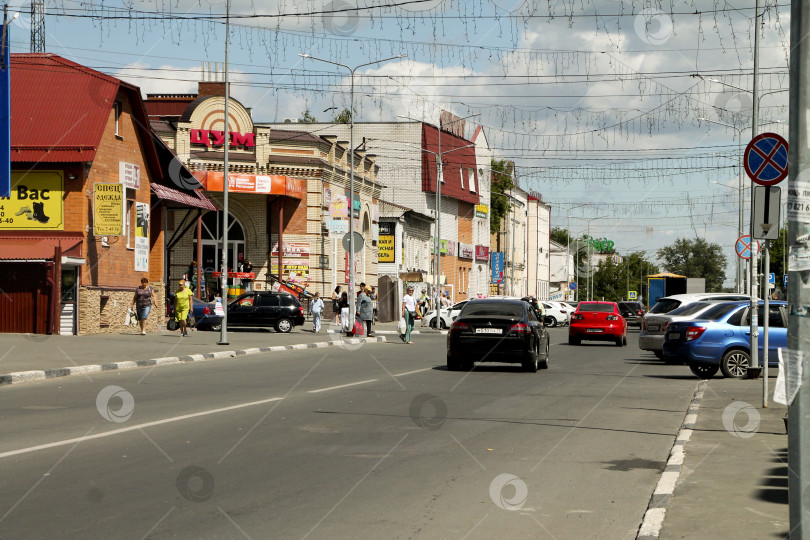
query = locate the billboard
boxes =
[0,171,64,230]
[93,183,124,236]
[491,251,504,284]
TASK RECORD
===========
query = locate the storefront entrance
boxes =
[193,211,245,299]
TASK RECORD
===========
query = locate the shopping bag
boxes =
[353,320,364,336]
[124,310,132,326]
[397,317,406,334]
[167,318,179,331]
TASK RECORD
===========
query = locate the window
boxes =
[460,170,465,190]
[236,295,256,307]
[125,199,134,248]
[114,101,121,137]
[258,294,280,307]
[468,169,475,192]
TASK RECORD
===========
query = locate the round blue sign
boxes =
[569,282,577,290]
[744,132,788,186]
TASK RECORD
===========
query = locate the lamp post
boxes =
[300,52,406,320]
[399,113,479,309]
[579,215,608,301]
[218,0,231,346]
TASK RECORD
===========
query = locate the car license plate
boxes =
[475,328,502,334]
[668,332,680,340]
[586,328,603,333]
[647,325,659,332]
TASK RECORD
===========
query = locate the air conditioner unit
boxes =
[283,118,299,123]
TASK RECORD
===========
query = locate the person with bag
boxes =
[173,279,194,337]
[339,291,351,333]
[401,285,417,344]
[310,291,325,333]
[357,286,374,337]
[131,277,158,335]
[417,288,430,327]
[332,285,342,324]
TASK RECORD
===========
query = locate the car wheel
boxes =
[622,335,627,346]
[689,362,719,380]
[720,349,750,379]
[546,316,557,328]
[522,345,538,372]
[430,318,438,329]
[538,341,550,370]
[275,318,293,333]
[447,354,461,371]
[615,336,623,347]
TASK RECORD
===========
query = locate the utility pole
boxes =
[788,0,809,533]
[748,0,761,375]
[218,0,231,346]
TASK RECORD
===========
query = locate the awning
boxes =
[151,183,217,211]
[0,233,83,261]
[194,171,303,199]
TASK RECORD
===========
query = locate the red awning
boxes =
[0,234,83,260]
[151,183,217,211]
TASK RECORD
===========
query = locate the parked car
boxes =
[618,301,645,328]
[167,294,223,331]
[423,301,468,329]
[568,301,628,346]
[541,301,571,327]
[447,298,550,372]
[662,301,786,379]
[638,301,732,359]
[639,293,749,357]
[224,291,306,332]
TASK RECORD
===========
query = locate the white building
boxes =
[550,240,575,301]
[526,193,551,300]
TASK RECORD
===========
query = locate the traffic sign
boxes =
[735,235,760,260]
[769,273,775,284]
[753,186,781,239]
[785,274,789,287]
[341,231,364,254]
[628,290,638,300]
[744,132,789,186]
[569,282,577,290]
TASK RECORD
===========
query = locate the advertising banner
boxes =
[475,245,489,261]
[378,235,395,262]
[328,219,348,236]
[475,204,488,219]
[491,251,504,284]
[330,194,348,218]
[0,171,64,230]
[134,202,149,271]
[93,183,124,236]
[459,242,474,259]
[270,242,310,258]
[119,162,141,190]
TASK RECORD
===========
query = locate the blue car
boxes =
[662,300,787,379]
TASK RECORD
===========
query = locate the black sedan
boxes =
[446,298,550,372]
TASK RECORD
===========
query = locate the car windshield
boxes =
[649,299,681,314]
[578,303,614,312]
[701,303,743,321]
[668,302,714,316]
[462,303,524,317]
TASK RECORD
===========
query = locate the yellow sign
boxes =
[0,171,64,230]
[475,204,489,218]
[93,183,124,236]
[379,235,395,262]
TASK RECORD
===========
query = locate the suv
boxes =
[618,301,645,328]
[226,292,305,332]
[639,293,749,358]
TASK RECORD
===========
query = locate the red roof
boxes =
[0,232,83,260]
[151,183,217,211]
[10,54,159,176]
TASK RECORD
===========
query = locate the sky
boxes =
[5,0,792,288]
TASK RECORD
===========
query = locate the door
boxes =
[757,304,787,365]
[60,267,78,335]
[0,263,50,334]
[228,294,257,327]
[255,294,281,327]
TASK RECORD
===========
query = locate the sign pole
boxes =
[763,239,770,406]
[218,0,230,346]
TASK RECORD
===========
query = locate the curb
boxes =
[636,380,706,540]
[0,336,388,387]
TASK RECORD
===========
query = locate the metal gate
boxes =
[0,263,51,334]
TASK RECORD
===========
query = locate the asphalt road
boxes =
[0,329,701,539]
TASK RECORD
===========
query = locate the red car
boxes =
[568,301,628,346]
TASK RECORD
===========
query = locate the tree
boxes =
[657,237,728,292]
[334,108,352,123]
[490,159,514,235]
[590,251,659,304]
[550,227,571,247]
[298,109,317,123]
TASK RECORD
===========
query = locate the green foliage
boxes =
[589,252,659,302]
[490,159,514,235]
[334,108,352,123]
[550,227,571,247]
[657,237,728,292]
[299,109,317,124]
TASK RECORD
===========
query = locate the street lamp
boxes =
[399,112,480,309]
[572,215,608,301]
[299,52,406,320]
[565,204,588,300]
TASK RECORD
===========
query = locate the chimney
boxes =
[198,62,228,97]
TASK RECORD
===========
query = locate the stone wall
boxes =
[78,283,165,335]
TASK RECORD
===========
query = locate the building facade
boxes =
[526,192,551,300]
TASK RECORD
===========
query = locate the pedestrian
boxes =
[241,259,254,292]
[339,291,351,333]
[357,286,374,336]
[332,285,342,324]
[310,291,324,333]
[402,285,417,344]
[370,286,378,321]
[130,277,157,335]
[174,279,194,337]
[417,288,430,327]
[441,292,452,309]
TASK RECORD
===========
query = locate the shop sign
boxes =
[475,204,488,218]
[346,193,361,218]
[270,242,310,258]
[459,242,474,259]
[475,245,489,261]
[491,251,505,284]
[190,129,256,148]
[0,171,64,230]
[379,235,395,262]
[119,162,141,190]
[324,188,332,208]
[93,183,124,236]
[328,220,348,235]
[196,172,303,199]
[330,195,348,218]
[379,222,394,235]
[445,240,456,256]
[271,264,309,286]
[134,202,149,271]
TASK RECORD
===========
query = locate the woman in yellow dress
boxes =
[174,279,194,337]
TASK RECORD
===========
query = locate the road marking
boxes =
[0,396,284,460]
[307,379,378,394]
[393,368,433,377]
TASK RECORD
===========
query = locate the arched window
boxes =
[194,211,246,274]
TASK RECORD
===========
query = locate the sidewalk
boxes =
[0,319,440,385]
[643,377,789,539]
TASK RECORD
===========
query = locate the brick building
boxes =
[0,54,212,335]
[146,77,382,300]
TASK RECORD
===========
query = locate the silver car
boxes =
[639,294,749,359]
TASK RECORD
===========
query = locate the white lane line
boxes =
[0,396,284,460]
[393,368,433,377]
[307,379,378,394]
